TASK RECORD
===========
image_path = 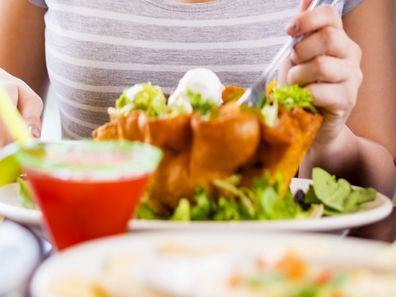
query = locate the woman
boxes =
[0,0,395,196]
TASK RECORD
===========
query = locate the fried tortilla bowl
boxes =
[93,85,322,213]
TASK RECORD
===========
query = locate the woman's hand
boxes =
[284,1,362,149]
[0,68,43,146]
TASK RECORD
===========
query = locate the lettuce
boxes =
[191,188,213,220]
[305,168,377,214]
[137,168,377,221]
[168,171,304,221]
[171,198,191,221]
[186,89,217,116]
[213,197,242,221]
[136,203,161,220]
[267,85,318,113]
[116,83,166,117]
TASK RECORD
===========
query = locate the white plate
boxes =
[0,179,393,231]
[0,183,41,226]
[31,231,396,297]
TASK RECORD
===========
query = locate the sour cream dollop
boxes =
[168,68,225,112]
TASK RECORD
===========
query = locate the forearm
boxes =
[0,0,48,99]
[300,126,396,197]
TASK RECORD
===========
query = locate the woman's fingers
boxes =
[291,27,353,64]
[305,82,358,115]
[0,80,18,105]
[287,56,354,86]
[277,57,293,87]
[283,1,364,149]
[299,0,312,11]
[286,5,343,36]
[0,70,43,141]
[15,79,43,137]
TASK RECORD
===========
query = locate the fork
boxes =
[237,0,341,107]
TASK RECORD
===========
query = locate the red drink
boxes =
[16,141,162,250]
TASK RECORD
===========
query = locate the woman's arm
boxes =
[295,0,396,197]
[0,0,48,144]
[345,0,396,160]
[0,0,48,97]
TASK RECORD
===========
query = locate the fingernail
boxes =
[285,22,299,34]
[29,126,41,138]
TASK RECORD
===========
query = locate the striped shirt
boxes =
[30,0,362,139]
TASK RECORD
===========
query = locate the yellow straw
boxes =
[0,86,33,146]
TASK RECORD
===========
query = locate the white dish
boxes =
[31,231,396,297]
[0,178,393,231]
[0,183,41,226]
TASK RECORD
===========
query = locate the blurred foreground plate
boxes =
[0,221,41,296]
[31,231,396,297]
[0,178,392,231]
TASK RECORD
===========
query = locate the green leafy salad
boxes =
[137,168,377,221]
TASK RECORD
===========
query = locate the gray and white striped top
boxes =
[30,0,362,139]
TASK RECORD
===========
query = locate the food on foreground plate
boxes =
[47,243,396,297]
[93,69,377,221]
[93,68,323,214]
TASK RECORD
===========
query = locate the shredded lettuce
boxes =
[259,84,317,127]
[136,203,161,220]
[162,103,190,117]
[114,83,218,118]
[266,85,318,113]
[186,89,217,116]
[115,83,166,117]
[171,198,191,221]
[261,100,278,127]
[190,188,213,220]
[213,178,255,219]
[140,171,304,221]
[214,197,242,221]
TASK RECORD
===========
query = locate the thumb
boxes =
[15,80,44,138]
[299,0,313,11]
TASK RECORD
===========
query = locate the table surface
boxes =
[350,207,396,243]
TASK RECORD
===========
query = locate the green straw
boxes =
[0,86,33,146]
